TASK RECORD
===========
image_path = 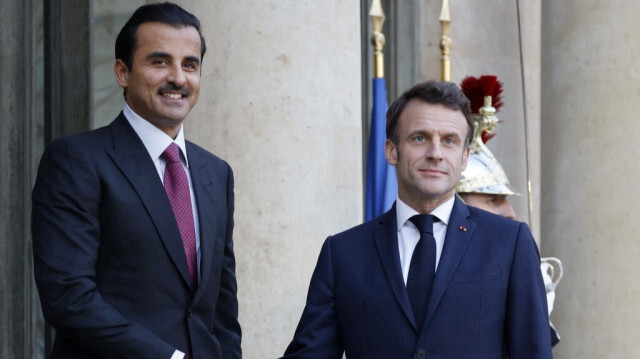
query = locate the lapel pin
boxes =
[459,226,467,231]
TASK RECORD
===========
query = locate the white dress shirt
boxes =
[395,196,455,285]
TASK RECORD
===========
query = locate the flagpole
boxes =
[515,0,534,228]
[365,0,397,221]
[439,0,452,82]
[370,0,385,78]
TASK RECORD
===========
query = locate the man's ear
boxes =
[114,59,129,88]
[385,139,398,166]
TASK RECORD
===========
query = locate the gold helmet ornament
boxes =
[456,75,519,196]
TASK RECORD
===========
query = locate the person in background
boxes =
[281,80,552,358]
[31,3,241,358]
[457,75,561,347]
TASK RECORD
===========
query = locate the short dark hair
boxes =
[386,80,474,148]
[115,2,206,70]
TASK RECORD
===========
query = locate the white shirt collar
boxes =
[395,195,455,231]
[123,103,189,166]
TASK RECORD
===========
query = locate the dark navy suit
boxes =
[283,198,552,358]
[32,114,241,359]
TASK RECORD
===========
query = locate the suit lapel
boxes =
[186,143,222,302]
[104,114,193,288]
[423,196,476,330]
[373,206,418,330]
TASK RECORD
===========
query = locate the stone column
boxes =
[0,0,40,357]
[44,0,93,139]
[420,0,542,239]
[541,1,640,357]
[177,1,363,357]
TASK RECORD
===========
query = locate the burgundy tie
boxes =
[161,143,198,291]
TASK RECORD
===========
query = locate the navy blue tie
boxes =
[407,214,438,330]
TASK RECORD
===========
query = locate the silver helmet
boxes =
[456,76,519,196]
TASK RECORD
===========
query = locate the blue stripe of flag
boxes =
[365,77,397,221]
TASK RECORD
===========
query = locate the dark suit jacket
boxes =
[32,114,241,359]
[283,198,552,359]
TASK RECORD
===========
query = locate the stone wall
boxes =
[172,2,363,357]
[541,1,640,357]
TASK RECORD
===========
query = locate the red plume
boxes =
[460,75,503,114]
[460,75,504,143]
[481,131,496,143]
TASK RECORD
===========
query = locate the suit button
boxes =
[416,348,427,358]
[187,310,193,318]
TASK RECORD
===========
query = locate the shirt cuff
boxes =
[171,350,185,359]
